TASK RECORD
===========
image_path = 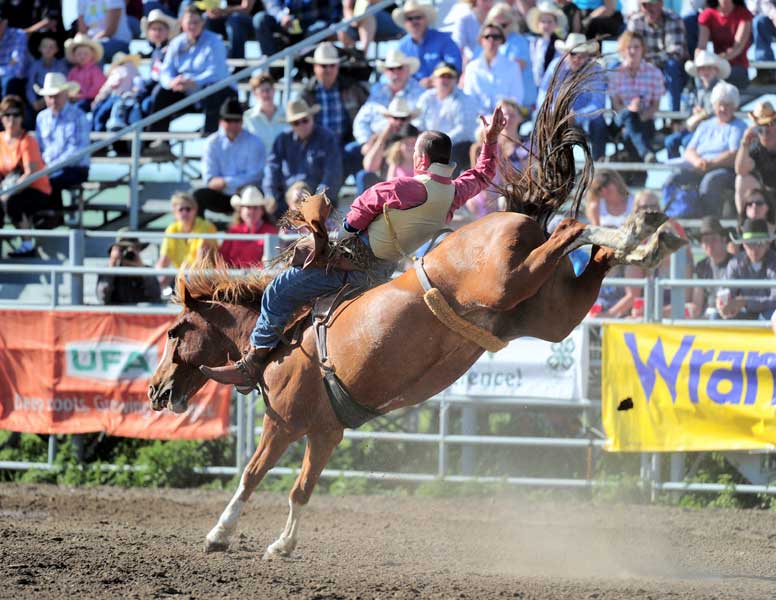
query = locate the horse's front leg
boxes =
[264,428,343,560]
[205,415,296,553]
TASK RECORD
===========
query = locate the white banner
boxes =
[446,328,586,401]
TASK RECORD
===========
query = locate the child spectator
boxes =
[219,186,279,268]
[136,10,178,119]
[688,216,732,319]
[91,52,143,132]
[527,2,567,90]
[25,36,68,117]
[65,33,107,113]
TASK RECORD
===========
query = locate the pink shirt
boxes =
[68,63,107,100]
[346,141,498,232]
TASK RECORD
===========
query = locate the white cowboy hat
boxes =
[304,42,343,65]
[376,48,420,75]
[141,9,180,38]
[230,186,277,214]
[284,98,321,122]
[392,0,438,27]
[554,32,599,55]
[64,33,104,64]
[684,49,731,81]
[33,72,81,97]
[379,97,420,119]
[527,1,568,35]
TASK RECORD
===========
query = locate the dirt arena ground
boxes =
[1,484,775,599]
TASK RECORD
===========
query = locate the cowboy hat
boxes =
[284,98,321,122]
[376,48,420,75]
[392,0,438,27]
[33,72,81,97]
[64,33,104,64]
[730,218,776,244]
[749,100,776,127]
[527,1,568,35]
[219,97,245,120]
[304,42,343,65]
[141,9,180,38]
[684,49,731,80]
[230,186,277,214]
[379,97,420,119]
[110,52,142,69]
[432,61,459,78]
[554,32,599,55]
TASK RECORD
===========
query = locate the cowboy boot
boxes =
[199,347,271,388]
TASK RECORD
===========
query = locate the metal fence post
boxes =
[437,400,449,479]
[50,271,58,308]
[460,402,476,475]
[236,391,245,474]
[130,128,141,230]
[247,390,257,458]
[47,434,56,466]
[283,55,293,105]
[68,229,84,305]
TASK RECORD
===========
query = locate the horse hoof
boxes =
[204,539,230,553]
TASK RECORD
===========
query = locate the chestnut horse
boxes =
[147,67,684,558]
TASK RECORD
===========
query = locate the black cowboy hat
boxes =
[219,98,244,121]
[729,218,776,245]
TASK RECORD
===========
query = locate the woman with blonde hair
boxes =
[220,186,279,268]
[453,0,496,61]
[584,169,632,227]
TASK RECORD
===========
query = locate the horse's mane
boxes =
[174,249,274,306]
[497,55,598,231]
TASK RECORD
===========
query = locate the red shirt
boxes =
[345,141,498,232]
[698,6,753,67]
[219,221,279,268]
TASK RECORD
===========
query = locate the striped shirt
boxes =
[35,103,91,173]
[626,10,688,65]
[607,60,665,107]
[314,83,346,143]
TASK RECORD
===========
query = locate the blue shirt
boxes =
[687,117,746,160]
[160,30,232,91]
[203,128,266,196]
[396,29,462,81]
[352,79,424,144]
[416,88,480,144]
[537,57,607,124]
[25,58,69,106]
[263,125,342,211]
[0,27,28,80]
[35,103,91,174]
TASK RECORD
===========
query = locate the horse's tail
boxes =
[497,56,598,231]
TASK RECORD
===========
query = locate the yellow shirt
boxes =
[160,217,217,268]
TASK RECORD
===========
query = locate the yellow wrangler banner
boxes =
[602,323,776,452]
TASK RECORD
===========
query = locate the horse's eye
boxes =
[167,329,176,339]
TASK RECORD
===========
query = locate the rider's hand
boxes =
[482,106,507,144]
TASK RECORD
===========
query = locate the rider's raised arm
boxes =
[344,177,427,232]
[449,140,498,213]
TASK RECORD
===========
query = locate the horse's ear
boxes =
[182,285,199,310]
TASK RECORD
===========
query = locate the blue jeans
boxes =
[670,167,735,217]
[355,169,381,194]
[663,58,686,112]
[99,39,130,64]
[580,115,607,161]
[250,266,369,348]
[205,13,254,59]
[684,13,699,56]
[754,14,776,61]
[665,129,692,159]
[92,95,118,132]
[614,109,655,159]
[343,140,364,179]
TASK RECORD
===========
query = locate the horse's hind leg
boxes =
[263,428,344,560]
[205,415,297,553]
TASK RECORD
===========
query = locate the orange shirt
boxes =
[0,132,52,195]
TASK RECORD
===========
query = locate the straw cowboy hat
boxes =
[730,218,776,245]
[231,186,277,214]
[65,33,104,64]
[379,97,420,119]
[684,49,731,80]
[392,0,438,27]
[749,100,776,126]
[554,32,599,55]
[376,48,420,75]
[33,72,80,97]
[527,1,568,35]
[141,9,180,38]
[284,98,321,122]
[304,42,344,65]
[110,52,142,69]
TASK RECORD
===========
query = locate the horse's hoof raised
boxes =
[204,539,230,553]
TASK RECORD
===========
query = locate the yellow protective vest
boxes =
[367,162,456,262]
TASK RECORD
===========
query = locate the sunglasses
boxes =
[746,200,767,207]
[319,64,338,69]
[405,14,425,21]
[482,34,504,41]
[1,112,21,118]
[290,117,310,127]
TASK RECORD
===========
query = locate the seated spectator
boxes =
[393,0,462,87]
[155,192,217,287]
[200,0,256,60]
[0,11,29,99]
[527,2,567,92]
[359,120,420,193]
[579,0,624,39]
[147,6,236,142]
[98,238,162,304]
[263,99,342,214]
[6,0,66,52]
[352,48,423,147]
[557,0,584,34]
[607,30,664,163]
[34,73,90,217]
[194,98,266,215]
[243,72,288,153]
[538,34,607,160]
[300,42,369,178]
[253,0,342,57]
[664,81,746,218]
[91,52,143,132]
[453,0,495,62]
[341,0,404,52]
[735,101,776,214]
[136,10,178,120]
[65,33,107,113]
[584,169,634,227]
[417,62,480,171]
[626,0,688,112]
[665,50,728,159]
[688,215,732,319]
[738,188,776,234]
[717,218,776,319]
[484,3,536,108]
[463,23,524,114]
[752,1,776,83]
[76,0,132,63]
[696,0,752,89]
[0,95,52,257]
[25,36,67,120]
[219,186,279,268]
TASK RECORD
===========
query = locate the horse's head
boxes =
[148,286,246,413]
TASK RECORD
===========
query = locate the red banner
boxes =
[0,310,231,439]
